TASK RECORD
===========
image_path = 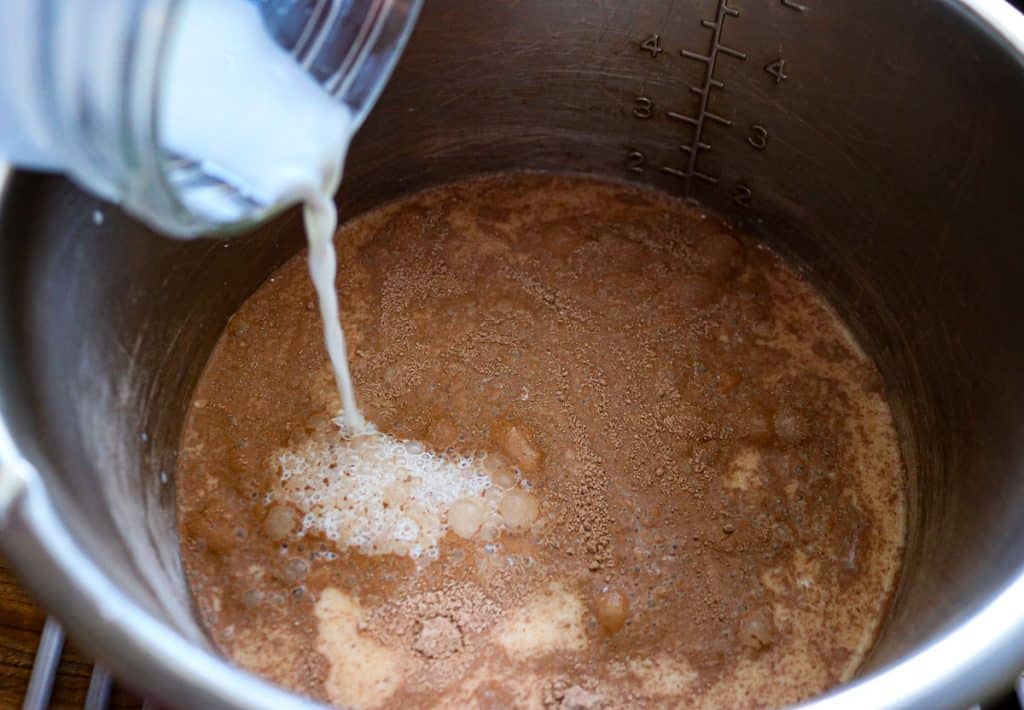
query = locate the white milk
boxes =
[163,0,365,430]
[161,0,352,221]
[303,195,366,433]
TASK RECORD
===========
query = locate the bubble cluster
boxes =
[277,420,493,558]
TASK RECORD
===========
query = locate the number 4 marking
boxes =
[641,34,664,58]
[765,58,789,84]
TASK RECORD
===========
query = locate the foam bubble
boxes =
[276,426,494,558]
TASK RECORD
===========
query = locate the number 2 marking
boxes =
[733,184,753,207]
[627,150,646,173]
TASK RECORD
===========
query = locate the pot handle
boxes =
[0,163,30,525]
[0,418,32,527]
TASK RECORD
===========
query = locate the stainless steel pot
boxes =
[3,0,1024,707]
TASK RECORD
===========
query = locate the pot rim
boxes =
[2,1,1024,706]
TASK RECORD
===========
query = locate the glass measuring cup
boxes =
[0,0,422,237]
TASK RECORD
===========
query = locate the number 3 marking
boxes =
[748,125,768,150]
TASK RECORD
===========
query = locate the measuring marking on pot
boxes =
[628,0,808,206]
[664,0,745,196]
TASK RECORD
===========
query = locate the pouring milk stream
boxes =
[0,0,369,431]
[164,1,526,557]
[160,0,367,431]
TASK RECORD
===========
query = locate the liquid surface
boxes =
[177,174,907,709]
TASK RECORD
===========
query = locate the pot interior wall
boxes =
[1,0,1023,694]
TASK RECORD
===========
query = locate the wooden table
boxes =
[0,556,141,708]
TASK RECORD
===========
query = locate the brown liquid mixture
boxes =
[177,174,907,709]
